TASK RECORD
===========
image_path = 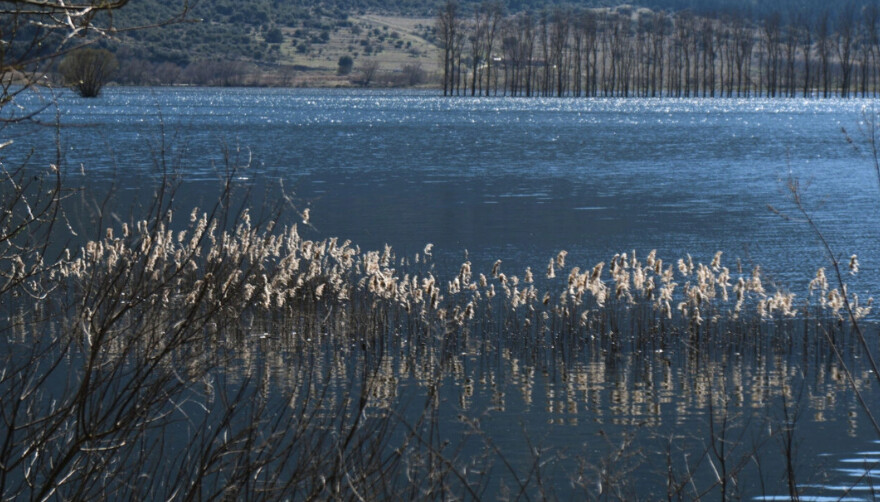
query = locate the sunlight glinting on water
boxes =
[7,88,880,296]
[5,88,880,499]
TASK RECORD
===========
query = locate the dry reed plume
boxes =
[56,208,872,339]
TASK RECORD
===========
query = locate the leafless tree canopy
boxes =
[357,58,380,87]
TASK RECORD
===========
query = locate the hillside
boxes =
[91,0,872,88]
[99,1,439,87]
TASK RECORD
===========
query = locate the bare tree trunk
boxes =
[573,15,585,97]
[524,13,535,97]
[783,16,798,97]
[868,4,880,97]
[482,1,503,96]
[836,4,856,98]
[799,14,813,97]
[436,1,459,97]
[700,18,714,97]
[550,8,569,97]
[817,14,831,98]
[652,11,667,97]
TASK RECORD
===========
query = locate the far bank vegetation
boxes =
[437,1,880,98]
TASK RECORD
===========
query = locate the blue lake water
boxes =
[4,87,880,499]
[9,88,880,289]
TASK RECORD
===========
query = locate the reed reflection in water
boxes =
[186,302,880,500]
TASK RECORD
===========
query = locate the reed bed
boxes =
[0,165,877,500]
[56,211,874,355]
[55,190,873,343]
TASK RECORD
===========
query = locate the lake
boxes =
[3,87,880,499]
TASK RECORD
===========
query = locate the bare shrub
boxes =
[58,48,119,97]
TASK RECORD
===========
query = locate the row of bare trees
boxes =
[438,1,880,98]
